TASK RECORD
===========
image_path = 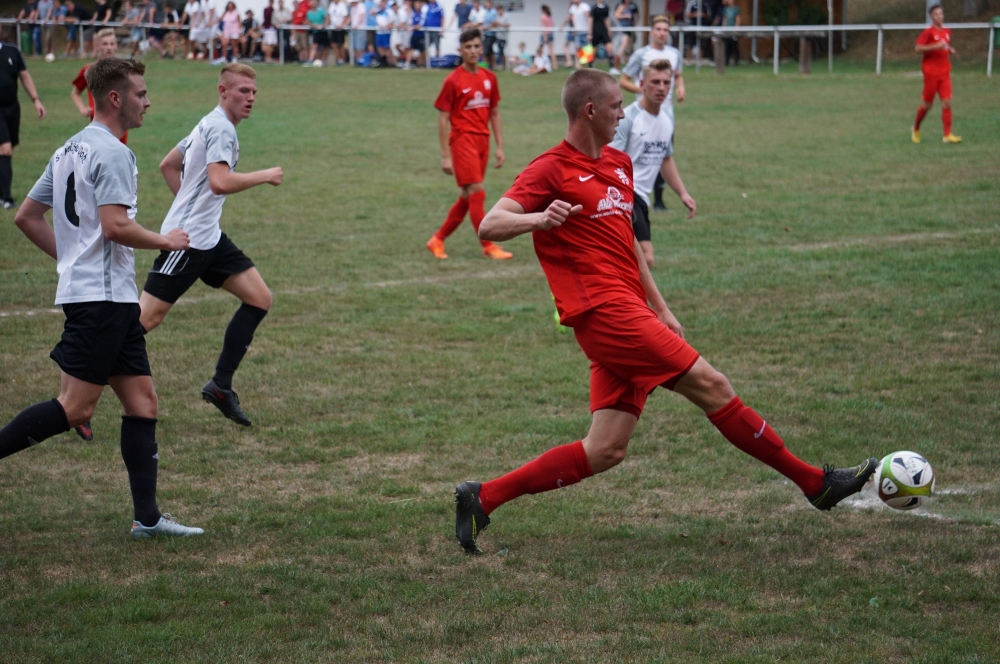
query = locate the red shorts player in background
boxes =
[452,69,877,554]
[912,4,961,144]
[426,27,513,261]
[71,28,129,146]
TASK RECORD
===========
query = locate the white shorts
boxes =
[263,28,278,45]
[191,27,211,44]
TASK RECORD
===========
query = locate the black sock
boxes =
[120,416,161,527]
[0,155,12,201]
[653,173,665,206]
[213,303,268,391]
[0,399,70,460]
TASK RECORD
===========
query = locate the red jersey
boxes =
[505,141,645,324]
[433,66,500,137]
[916,26,951,77]
[73,64,128,144]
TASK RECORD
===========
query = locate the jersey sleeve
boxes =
[91,149,137,208]
[916,28,932,46]
[176,134,191,155]
[205,123,238,167]
[490,75,501,108]
[433,76,454,113]
[504,154,562,214]
[623,48,643,79]
[12,48,26,74]
[72,66,88,92]
[26,159,54,207]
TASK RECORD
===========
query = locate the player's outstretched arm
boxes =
[160,147,184,195]
[633,238,683,337]
[479,197,581,242]
[660,157,696,219]
[14,198,58,259]
[18,71,46,119]
[206,162,283,196]
[99,204,190,251]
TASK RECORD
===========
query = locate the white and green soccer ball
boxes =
[874,451,935,510]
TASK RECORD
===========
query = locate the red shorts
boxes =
[450,132,490,187]
[922,74,952,103]
[572,298,700,418]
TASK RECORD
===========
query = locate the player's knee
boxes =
[254,287,273,311]
[60,399,95,428]
[129,386,158,419]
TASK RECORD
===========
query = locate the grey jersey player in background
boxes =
[611,59,696,268]
[139,63,282,427]
[5,58,203,539]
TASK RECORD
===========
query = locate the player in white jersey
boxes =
[5,58,203,539]
[611,59,696,268]
[140,63,283,427]
[618,15,685,212]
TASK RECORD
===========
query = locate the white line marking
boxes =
[788,227,999,252]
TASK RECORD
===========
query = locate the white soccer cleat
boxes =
[131,513,205,539]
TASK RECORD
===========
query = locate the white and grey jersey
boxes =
[27,122,140,305]
[622,44,682,110]
[160,106,239,250]
[610,101,674,206]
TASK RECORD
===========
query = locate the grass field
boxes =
[1,59,998,662]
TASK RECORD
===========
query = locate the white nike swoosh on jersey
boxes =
[462,87,473,93]
[579,174,594,181]
[753,422,766,438]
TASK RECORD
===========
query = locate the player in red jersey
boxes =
[71,28,129,146]
[912,5,961,144]
[426,27,513,261]
[452,69,877,554]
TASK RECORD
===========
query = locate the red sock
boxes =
[942,108,952,136]
[467,190,492,248]
[707,397,824,496]
[434,196,469,241]
[478,441,593,515]
[914,106,928,130]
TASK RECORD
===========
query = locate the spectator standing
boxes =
[363,0,377,53]
[450,0,473,31]
[307,0,330,62]
[37,0,55,57]
[16,1,38,56]
[467,0,483,28]
[588,1,617,72]
[125,1,145,56]
[561,0,591,69]
[63,0,95,58]
[349,0,367,61]
[403,0,424,68]
[181,0,202,58]
[422,0,443,58]
[614,0,638,66]
[539,4,557,69]
[685,0,711,62]
[329,0,349,64]
[717,0,740,65]
[261,0,278,61]
[494,5,509,69]
[394,0,413,65]
[0,40,45,208]
[481,0,498,69]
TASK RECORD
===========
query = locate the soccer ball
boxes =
[45,53,56,63]
[312,59,324,68]
[874,451,935,510]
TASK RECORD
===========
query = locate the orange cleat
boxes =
[426,236,448,259]
[482,243,513,260]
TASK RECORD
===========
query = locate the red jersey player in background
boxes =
[426,27,513,260]
[71,28,129,146]
[453,69,877,554]
[912,4,961,144]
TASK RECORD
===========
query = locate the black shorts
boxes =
[483,34,496,53]
[410,33,425,51]
[143,232,254,304]
[592,31,612,47]
[51,302,151,385]
[312,29,330,47]
[0,103,21,148]
[632,196,651,243]
[330,29,345,46]
[149,28,167,40]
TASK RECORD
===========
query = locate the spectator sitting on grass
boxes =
[522,42,552,75]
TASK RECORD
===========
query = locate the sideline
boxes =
[787,227,999,252]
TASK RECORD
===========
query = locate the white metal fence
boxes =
[2,18,996,77]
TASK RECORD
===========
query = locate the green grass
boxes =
[1,60,999,663]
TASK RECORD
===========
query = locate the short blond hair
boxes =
[220,63,257,81]
[651,14,672,28]
[96,27,117,40]
[641,58,673,78]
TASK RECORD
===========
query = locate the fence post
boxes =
[773,29,779,75]
[988,25,994,78]
[679,29,684,62]
[828,29,833,74]
[348,29,354,66]
[15,22,20,52]
[279,27,284,64]
[799,36,811,74]
[876,26,883,76]
[714,35,724,74]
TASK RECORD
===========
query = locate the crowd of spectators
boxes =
[6,1,744,67]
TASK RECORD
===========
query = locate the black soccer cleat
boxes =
[201,379,252,426]
[806,457,878,511]
[455,481,490,554]
[74,421,94,441]
[653,200,668,212]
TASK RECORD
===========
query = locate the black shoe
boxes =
[653,200,668,211]
[806,457,878,511]
[74,421,93,441]
[201,379,252,426]
[454,481,490,554]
